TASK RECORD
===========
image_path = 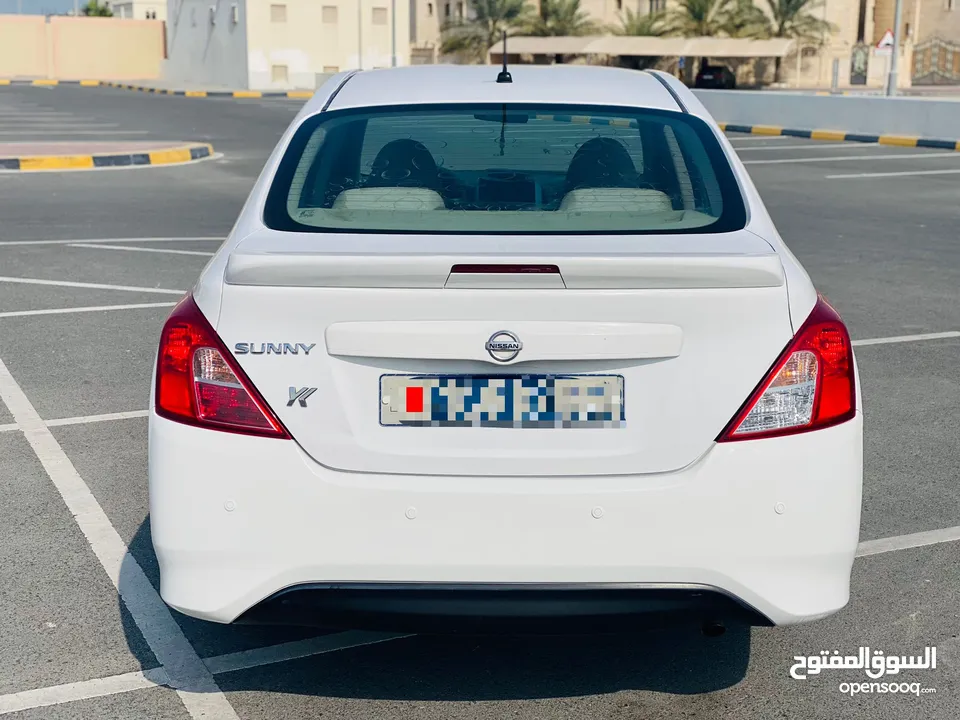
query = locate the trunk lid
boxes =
[215,230,793,477]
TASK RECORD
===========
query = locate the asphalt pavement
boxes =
[1,83,959,720]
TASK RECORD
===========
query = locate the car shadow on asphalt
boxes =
[121,517,750,700]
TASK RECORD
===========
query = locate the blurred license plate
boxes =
[380,374,624,428]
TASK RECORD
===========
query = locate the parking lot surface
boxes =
[0,84,958,719]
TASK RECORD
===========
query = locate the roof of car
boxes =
[313,65,683,114]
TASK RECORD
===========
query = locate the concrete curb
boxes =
[0,142,215,172]
[0,79,313,98]
[718,122,960,150]
[0,79,101,87]
[102,81,313,99]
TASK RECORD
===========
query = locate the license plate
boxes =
[379,374,625,428]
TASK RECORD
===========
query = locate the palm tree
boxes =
[440,0,533,64]
[611,8,669,70]
[666,0,732,81]
[666,0,733,37]
[523,0,598,36]
[614,8,668,37]
[762,0,835,82]
[722,0,770,38]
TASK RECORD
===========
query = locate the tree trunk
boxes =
[774,56,782,84]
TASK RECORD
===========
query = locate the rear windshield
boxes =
[264,103,746,235]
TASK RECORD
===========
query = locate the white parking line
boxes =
[852,330,960,347]
[0,130,151,136]
[0,276,184,295]
[725,135,791,142]
[857,526,960,557]
[734,143,866,152]
[0,359,240,720]
[0,237,221,247]
[826,168,960,179]
[46,410,150,427]
[203,631,411,675]
[70,243,215,257]
[742,151,960,165]
[0,632,410,715]
[0,422,17,433]
[0,668,169,716]
[0,302,175,319]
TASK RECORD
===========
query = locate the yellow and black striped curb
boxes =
[0,79,313,98]
[102,81,313,99]
[0,79,100,87]
[717,122,960,151]
[0,143,215,172]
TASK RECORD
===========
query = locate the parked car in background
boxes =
[695,64,737,89]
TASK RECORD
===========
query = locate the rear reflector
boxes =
[155,295,289,438]
[717,296,855,442]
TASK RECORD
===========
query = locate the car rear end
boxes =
[148,67,862,631]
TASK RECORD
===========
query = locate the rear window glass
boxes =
[264,103,746,235]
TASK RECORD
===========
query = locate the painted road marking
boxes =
[0,668,169,715]
[0,358,241,720]
[826,168,960,179]
[856,526,960,558]
[0,236,221,247]
[0,276,184,294]
[70,243,215,257]
[742,151,960,165]
[0,302,176,319]
[46,410,150,427]
[852,330,960,346]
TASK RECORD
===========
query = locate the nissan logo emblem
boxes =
[485,330,522,362]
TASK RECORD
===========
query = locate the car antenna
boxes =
[496,31,512,84]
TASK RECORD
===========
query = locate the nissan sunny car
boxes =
[148,65,863,633]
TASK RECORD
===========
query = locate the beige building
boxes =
[108,0,166,21]
[164,0,411,90]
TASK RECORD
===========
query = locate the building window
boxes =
[272,65,289,84]
[648,0,665,11]
[322,5,338,23]
[146,9,156,19]
[270,4,287,22]
[947,0,956,10]
[427,2,433,16]
[457,1,464,16]
[445,2,451,17]
[373,6,388,24]
[617,0,623,8]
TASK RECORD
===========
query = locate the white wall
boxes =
[163,0,249,89]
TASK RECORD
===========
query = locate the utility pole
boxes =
[357,0,363,70]
[391,0,397,67]
[885,0,903,96]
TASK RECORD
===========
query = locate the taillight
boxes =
[717,296,855,442]
[155,295,290,438]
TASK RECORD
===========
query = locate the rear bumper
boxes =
[148,411,863,628]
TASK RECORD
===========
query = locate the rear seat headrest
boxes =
[332,188,446,211]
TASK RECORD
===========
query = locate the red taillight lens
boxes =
[717,296,856,442]
[155,295,290,438]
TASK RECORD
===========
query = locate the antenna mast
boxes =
[496,30,512,83]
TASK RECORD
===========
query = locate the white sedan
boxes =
[148,65,862,633]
